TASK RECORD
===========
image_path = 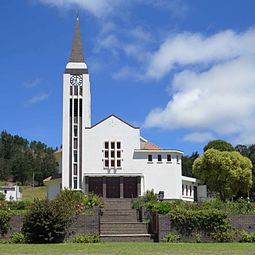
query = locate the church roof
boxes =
[87,114,140,129]
[69,17,84,63]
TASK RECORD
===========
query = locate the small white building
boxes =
[44,18,207,202]
[0,186,22,201]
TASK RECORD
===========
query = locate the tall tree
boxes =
[182,152,199,177]
[0,131,58,185]
[203,139,234,152]
[193,149,253,201]
[235,144,255,197]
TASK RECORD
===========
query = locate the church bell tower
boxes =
[62,17,91,190]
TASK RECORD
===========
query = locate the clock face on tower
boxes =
[70,75,83,86]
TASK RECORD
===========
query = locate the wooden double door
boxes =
[88,177,139,199]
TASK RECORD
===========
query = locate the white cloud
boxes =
[147,29,255,79]
[183,132,214,143]
[37,0,120,18]
[112,66,142,81]
[145,56,255,144]
[24,78,41,88]
[28,93,49,104]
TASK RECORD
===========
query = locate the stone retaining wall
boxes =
[3,209,100,240]
[157,214,255,242]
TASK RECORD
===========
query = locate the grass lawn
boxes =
[0,243,254,255]
[21,186,46,202]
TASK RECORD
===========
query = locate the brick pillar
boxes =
[137,176,141,196]
[103,177,107,199]
[85,176,89,195]
[120,177,124,198]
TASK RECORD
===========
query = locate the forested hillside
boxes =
[0,131,58,186]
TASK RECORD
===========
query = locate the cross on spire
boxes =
[69,17,84,63]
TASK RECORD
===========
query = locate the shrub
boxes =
[131,196,145,210]
[7,200,32,211]
[144,189,158,203]
[169,209,230,235]
[0,193,5,201]
[239,230,255,242]
[84,194,102,208]
[56,189,85,204]
[55,189,102,214]
[10,232,27,243]
[0,210,11,236]
[163,232,181,242]
[211,227,236,242]
[194,233,201,243]
[69,234,100,243]
[22,199,73,243]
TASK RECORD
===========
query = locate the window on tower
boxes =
[74,86,78,96]
[74,138,78,149]
[79,99,82,117]
[74,126,78,137]
[73,177,78,189]
[74,151,77,163]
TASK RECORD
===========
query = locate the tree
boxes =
[182,152,199,177]
[192,149,253,201]
[0,131,58,185]
[235,144,255,198]
[203,140,234,152]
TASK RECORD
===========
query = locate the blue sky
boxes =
[1,0,255,155]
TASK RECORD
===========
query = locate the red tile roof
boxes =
[143,141,161,150]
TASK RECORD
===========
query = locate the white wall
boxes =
[133,152,182,199]
[0,186,22,201]
[83,115,183,199]
[83,115,140,176]
[182,180,195,202]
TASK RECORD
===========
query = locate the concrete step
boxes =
[100,234,153,242]
[103,200,132,210]
[101,218,138,223]
[100,222,148,234]
[101,210,137,217]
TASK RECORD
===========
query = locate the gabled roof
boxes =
[86,114,139,129]
[69,17,84,63]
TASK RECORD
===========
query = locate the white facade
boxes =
[0,186,22,201]
[45,18,206,202]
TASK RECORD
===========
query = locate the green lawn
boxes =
[21,186,46,202]
[0,243,254,255]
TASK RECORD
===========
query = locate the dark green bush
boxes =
[164,208,235,242]
[0,210,11,236]
[10,232,27,243]
[22,199,73,243]
[162,232,181,242]
[150,198,255,215]
[0,193,5,201]
[69,234,100,243]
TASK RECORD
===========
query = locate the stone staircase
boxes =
[100,199,153,242]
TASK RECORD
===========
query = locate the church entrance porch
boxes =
[86,176,141,199]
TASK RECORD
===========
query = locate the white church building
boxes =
[44,19,207,202]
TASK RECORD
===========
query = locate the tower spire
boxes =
[69,17,84,63]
